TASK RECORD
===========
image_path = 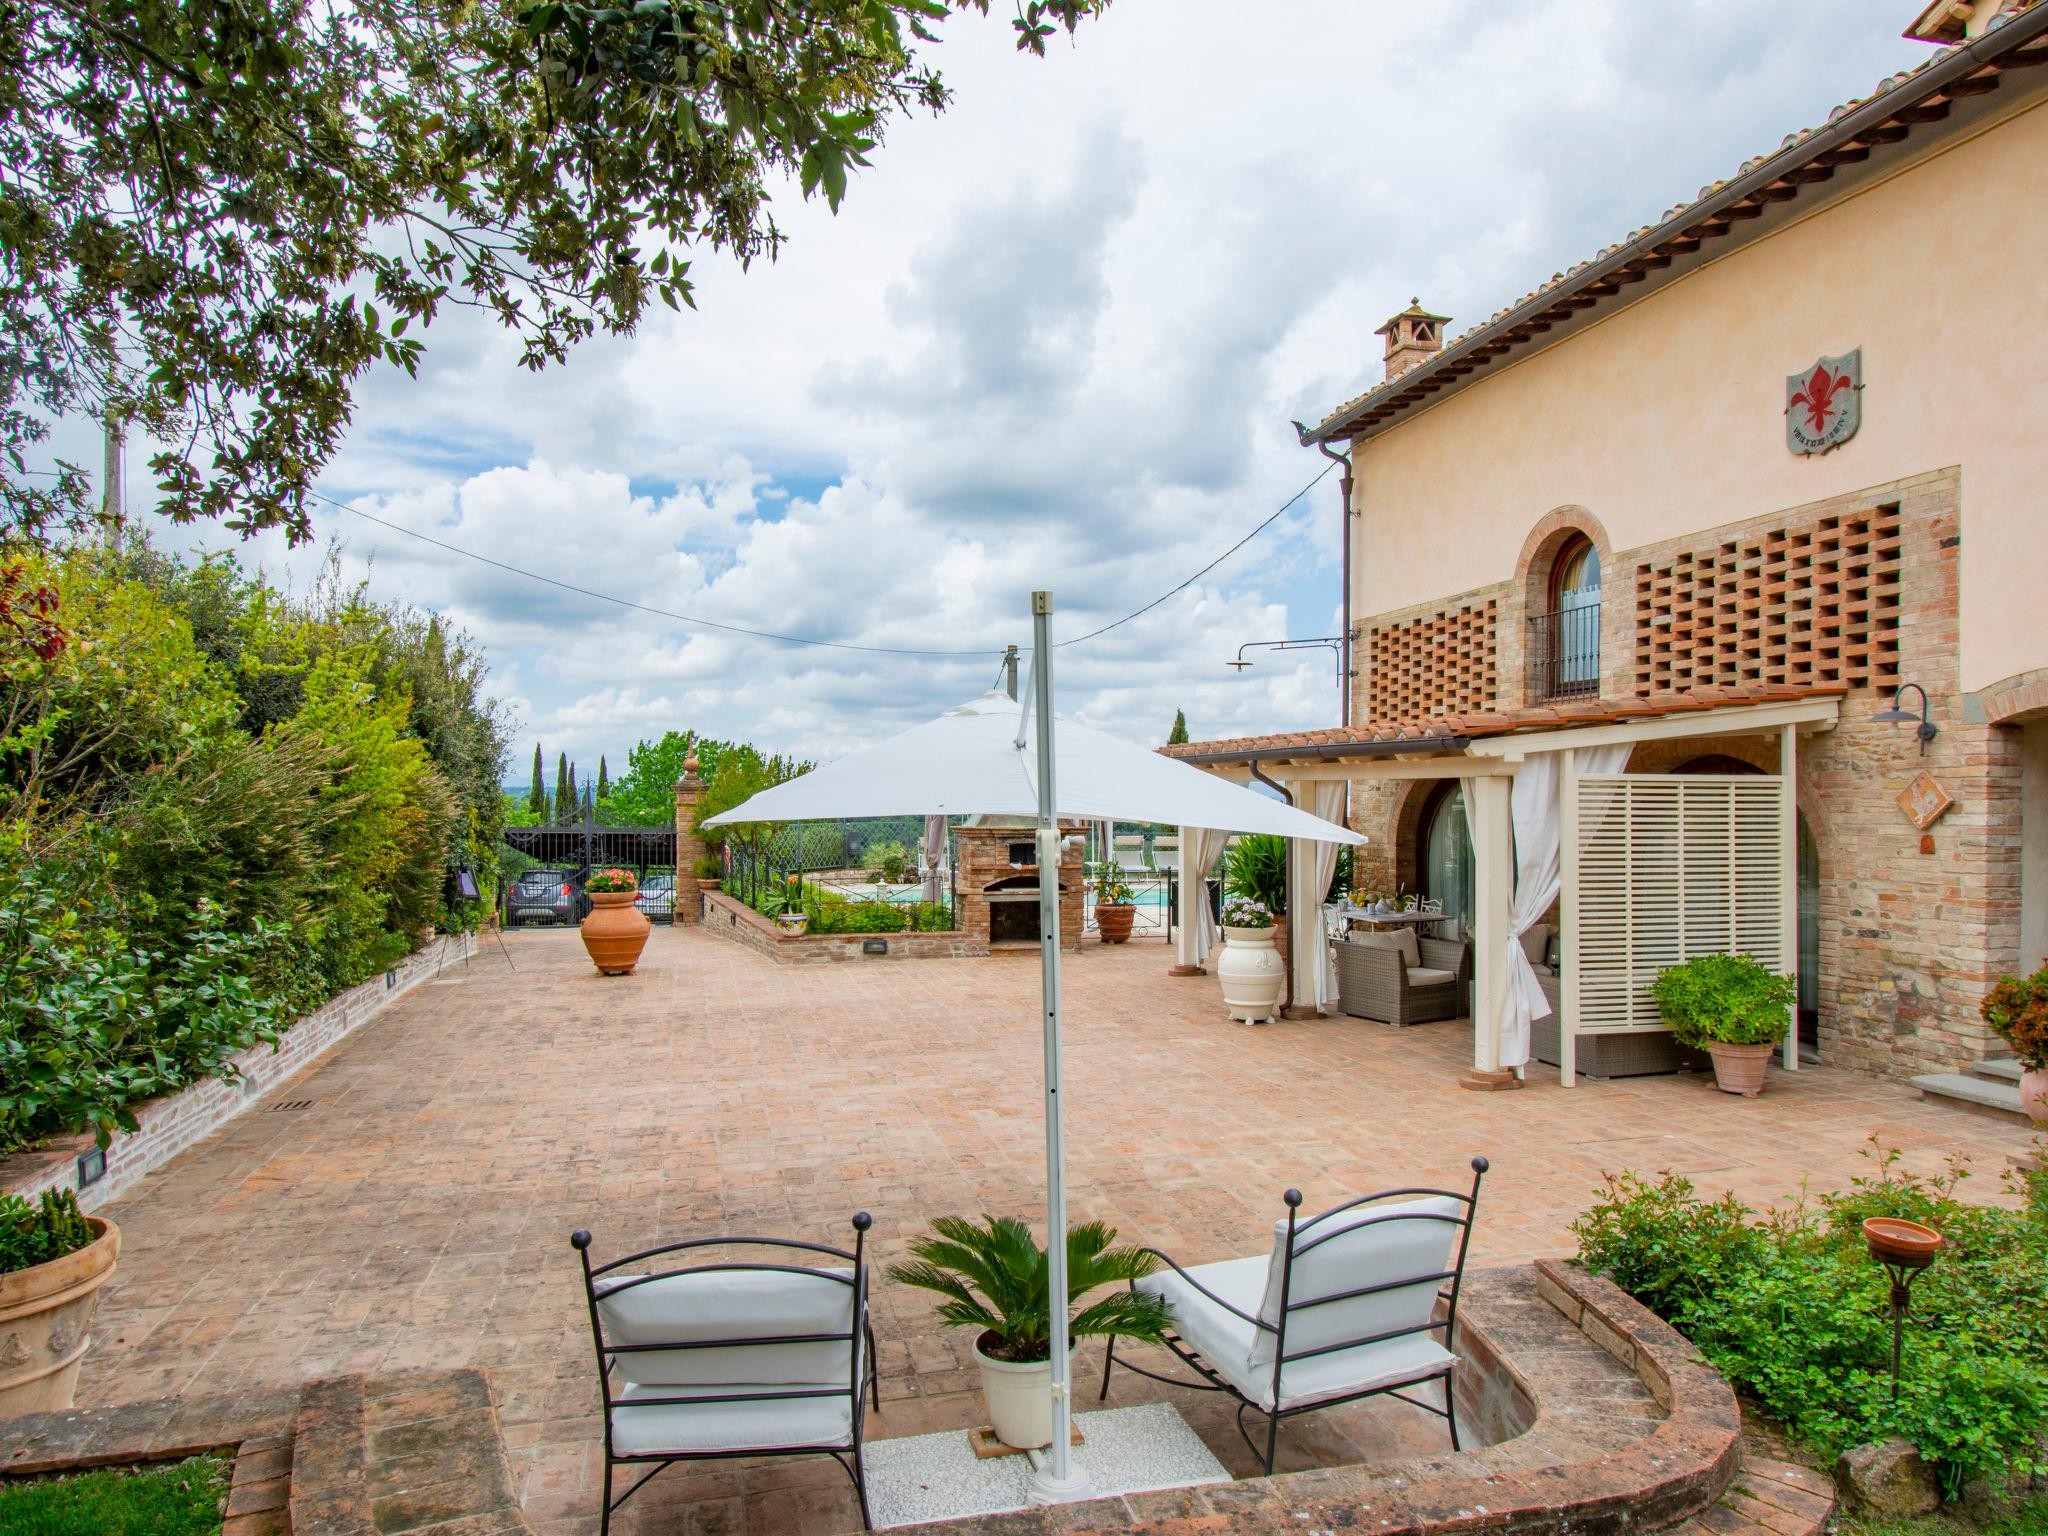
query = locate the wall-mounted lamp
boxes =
[1872,683,1938,756]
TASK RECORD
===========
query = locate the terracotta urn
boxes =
[0,1216,120,1416]
[2022,1067,2047,1125]
[1217,926,1285,1025]
[1096,902,1135,944]
[580,891,651,975]
[1706,1040,1775,1097]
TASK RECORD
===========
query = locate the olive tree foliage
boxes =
[0,0,1104,541]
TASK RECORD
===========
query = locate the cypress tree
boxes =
[565,762,580,823]
[527,744,546,819]
[555,753,571,824]
[1167,709,1190,746]
[597,755,610,800]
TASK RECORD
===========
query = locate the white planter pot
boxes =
[973,1334,1053,1449]
[1216,925,1284,1025]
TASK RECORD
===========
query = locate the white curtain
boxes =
[1176,826,1229,970]
[921,814,947,905]
[1307,783,1348,1010]
[1501,745,1631,1067]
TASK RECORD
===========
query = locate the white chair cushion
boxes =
[1517,924,1554,969]
[1136,1256,1272,1405]
[597,1267,855,1388]
[1405,966,1457,987]
[610,1382,854,1456]
[1350,928,1420,969]
[1137,1255,1453,1411]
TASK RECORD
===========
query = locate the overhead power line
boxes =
[306,488,998,658]
[303,459,1336,658]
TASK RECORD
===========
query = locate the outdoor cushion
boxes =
[609,1382,854,1456]
[1254,1196,1461,1374]
[1405,967,1457,987]
[1136,1253,1453,1411]
[1349,928,1420,969]
[597,1267,855,1388]
[1517,924,1554,969]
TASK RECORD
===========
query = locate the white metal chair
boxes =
[1100,1160,1487,1474]
[572,1214,879,1532]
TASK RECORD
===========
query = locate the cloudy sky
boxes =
[136,0,1929,783]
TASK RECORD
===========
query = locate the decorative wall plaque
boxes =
[1786,349,1863,455]
[1897,771,1953,831]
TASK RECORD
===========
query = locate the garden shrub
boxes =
[1573,1142,2048,1495]
[1222,833,1286,915]
[0,1189,95,1275]
[1648,951,1796,1047]
[1981,963,2048,1070]
[0,538,505,1154]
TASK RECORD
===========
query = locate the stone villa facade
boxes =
[1174,0,2048,1086]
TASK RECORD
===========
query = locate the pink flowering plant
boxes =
[1221,895,1274,930]
[584,867,637,894]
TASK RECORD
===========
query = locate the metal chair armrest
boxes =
[1133,1248,1273,1332]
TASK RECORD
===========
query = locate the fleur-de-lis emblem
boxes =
[1785,350,1862,455]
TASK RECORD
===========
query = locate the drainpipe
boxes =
[1248,763,1296,1014]
[1318,439,1355,730]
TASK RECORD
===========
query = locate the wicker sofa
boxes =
[1335,929,1470,1027]
[1520,923,1708,1078]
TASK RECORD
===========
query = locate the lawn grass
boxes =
[0,1453,228,1536]
[1842,1494,2048,1536]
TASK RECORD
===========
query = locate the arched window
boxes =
[1542,534,1601,697]
[1418,781,1475,939]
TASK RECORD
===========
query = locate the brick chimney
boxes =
[1376,299,1450,383]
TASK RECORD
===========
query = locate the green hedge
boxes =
[1573,1150,2048,1495]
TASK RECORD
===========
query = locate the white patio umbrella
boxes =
[705,593,1362,1503]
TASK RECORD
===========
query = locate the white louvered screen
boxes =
[1574,775,1788,1032]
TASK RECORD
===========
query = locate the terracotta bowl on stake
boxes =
[1862,1216,1942,1270]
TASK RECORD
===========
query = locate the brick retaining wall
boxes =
[0,933,473,1211]
[701,888,989,962]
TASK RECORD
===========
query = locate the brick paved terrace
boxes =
[75,927,2038,1535]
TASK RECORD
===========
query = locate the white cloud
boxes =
[148,0,1929,781]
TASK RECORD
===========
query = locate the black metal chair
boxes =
[1100,1158,1487,1474]
[571,1214,880,1532]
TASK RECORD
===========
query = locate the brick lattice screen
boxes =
[1633,506,1903,696]
[1369,600,1498,719]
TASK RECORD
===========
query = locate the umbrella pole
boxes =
[1027,591,1089,1505]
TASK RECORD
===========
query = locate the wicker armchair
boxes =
[1335,932,1469,1027]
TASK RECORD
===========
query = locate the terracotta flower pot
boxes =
[2022,1066,2047,1125]
[1096,902,1135,944]
[0,1216,119,1417]
[580,890,651,975]
[1706,1041,1775,1097]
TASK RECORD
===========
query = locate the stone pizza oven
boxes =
[952,818,1086,951]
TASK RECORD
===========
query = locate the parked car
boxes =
[635,874,676,925]
[508,868,579,926]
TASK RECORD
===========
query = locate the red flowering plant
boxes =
[1981,963,2048,1071]
[584,867,637,895]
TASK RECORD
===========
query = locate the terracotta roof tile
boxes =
[1161,681,1845,762]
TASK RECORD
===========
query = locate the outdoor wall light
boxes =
[1872,682,1938,755]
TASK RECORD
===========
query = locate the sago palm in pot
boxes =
[889,1215,1172,1448]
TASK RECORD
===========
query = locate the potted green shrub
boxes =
[1093,867,1136,944]
[691,853,722,892]
[774,874,811,937]
[889,1216,1171,1449]
[1980,963,2048,1123]
[0,1190,119,1416]
[1649,952,1795,1096]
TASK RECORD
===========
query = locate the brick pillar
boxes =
[674,755,707,924]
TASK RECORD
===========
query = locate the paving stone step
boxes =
[1971,1057,2023,1083]
[1911,1070,2029,1121]
[1659,1455,1835,1536]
